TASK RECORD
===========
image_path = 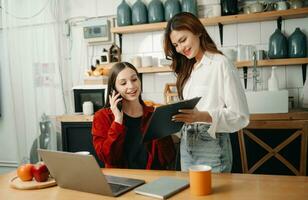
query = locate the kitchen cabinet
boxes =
[238,110,308,176]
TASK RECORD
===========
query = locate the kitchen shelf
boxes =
[111,7,308,34]
[107,58,307,74]
[236,57,308,68]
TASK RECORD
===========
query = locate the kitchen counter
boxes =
[1,169,308,200]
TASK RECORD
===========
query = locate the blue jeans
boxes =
[180,124,233,173]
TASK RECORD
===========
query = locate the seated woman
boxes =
[92,62,175,169]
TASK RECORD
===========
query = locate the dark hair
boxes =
[104,62,144,108]
[163,12,222,99]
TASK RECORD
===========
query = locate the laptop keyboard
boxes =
[109,183,130,193]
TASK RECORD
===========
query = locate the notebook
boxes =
[134,177,189,199]
[143,97,201,142]
[38,149,145,197]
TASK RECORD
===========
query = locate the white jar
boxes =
[83,101,94,115]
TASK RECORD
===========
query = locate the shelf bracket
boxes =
[118,33,123,54]
[243,67,248,89]
[277,16,282,30]
[218,23,223,46]
[302,64,307,85]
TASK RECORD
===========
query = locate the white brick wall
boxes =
[90,15,308,106]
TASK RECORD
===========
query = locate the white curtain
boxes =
[1,0,69,163]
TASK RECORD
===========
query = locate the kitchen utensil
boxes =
[249,1,268,13]
[274,1,289,10]
[289,0,304,9]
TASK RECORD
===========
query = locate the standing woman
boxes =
[92,62,175,169]
[163,12,249,172]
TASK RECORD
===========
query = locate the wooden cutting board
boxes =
[10,176,57,190]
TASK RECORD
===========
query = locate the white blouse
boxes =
[183,52,250,138]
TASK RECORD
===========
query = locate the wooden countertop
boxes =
[57,109,308,122]
[1,169,307,200]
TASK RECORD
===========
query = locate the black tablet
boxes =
[143,97,201,142]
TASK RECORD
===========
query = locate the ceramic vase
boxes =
[132,0,148,25]
[164,0,181,21]
[288,27,307,58]
[221,0,238,16]
[181,0,198,16]
[268,28,288,59]
[148,0,165,23]
[117,0,132,26]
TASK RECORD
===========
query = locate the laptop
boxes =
[143,97,201,142]
[38,149,145,197]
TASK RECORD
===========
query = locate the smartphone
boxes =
[113,89,122,111]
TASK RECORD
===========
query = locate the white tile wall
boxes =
[89,16,308,107]
[223,24,238,47]
[238,22,261,45]
[286,66,304,88]
[260,21,279,45]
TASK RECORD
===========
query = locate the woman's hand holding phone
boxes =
[109,90,123,124]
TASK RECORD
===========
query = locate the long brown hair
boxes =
[163,12,222,99]
[105,62,144,108]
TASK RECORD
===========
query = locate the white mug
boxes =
[141,56,153,67]
[83,101,94,115]
[274,1,289,10]
[131,56,142,68]
[208,5,221,17]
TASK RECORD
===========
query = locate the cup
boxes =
[131,56,142,68]
[249,2,268,13]
[274,1,289,10]
[289,0,304,9]
[141,56,153,67]
[82,101,94,115]
[208,5,221,17]
[256,50,265,60]
[189,165,212,196]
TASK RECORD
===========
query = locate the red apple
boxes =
[31,162,50,182]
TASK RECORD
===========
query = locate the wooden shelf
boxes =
[118,58,307,74]
[236,57,308,68]
[111,7,308,34]
[98,58,307,74]
[136,66,172,73]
